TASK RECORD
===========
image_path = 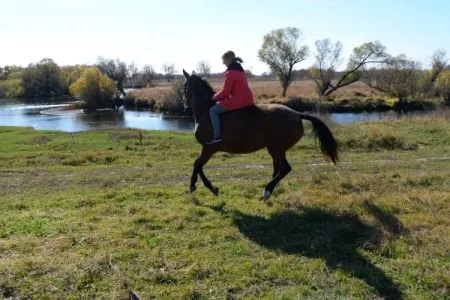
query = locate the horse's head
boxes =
[183,69,215,115]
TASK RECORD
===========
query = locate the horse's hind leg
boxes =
[190,147,219,196]
[263,151,292,200]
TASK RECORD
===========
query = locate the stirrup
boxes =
[206,138,222,145]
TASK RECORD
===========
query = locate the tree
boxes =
[69,67,116,110]
[196,60,211,78]
[142,64,156,87]
[421,49,447,95]
[97,57,128,96]
[162,63,176,82]
[435,69,450,104]
[258,27,310,96]
[0,65,23,80]
[21,58,67,98]
[127,62,138,88]
[308,39,343,96]
[362,55,420,106]
[314,41,387,96]
[430,49,447,82]
[60,65,89,88]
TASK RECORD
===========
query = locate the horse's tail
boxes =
[298,113,339,164]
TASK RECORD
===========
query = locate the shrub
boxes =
[0,79,25,98]
[21,58,67,98]
[123,93,136,108]
[161,80,187,115]
[69,67,116,110]
[435,69,450,105]
[340,126,418,151]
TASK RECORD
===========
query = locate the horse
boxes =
[183,70,339,199]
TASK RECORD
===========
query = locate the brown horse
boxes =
[183,70,338,199]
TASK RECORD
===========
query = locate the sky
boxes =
[1,0,449,74]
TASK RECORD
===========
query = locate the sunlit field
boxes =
[1,113,449,299]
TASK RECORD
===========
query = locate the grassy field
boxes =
[0,113,449,299]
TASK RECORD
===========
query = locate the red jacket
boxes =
[213,63,254,110]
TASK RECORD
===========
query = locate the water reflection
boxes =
[0,100,195,132]
[0,99,439,132]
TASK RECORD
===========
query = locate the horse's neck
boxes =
[193,94,214,123]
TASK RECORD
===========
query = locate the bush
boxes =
[69,67,116,110]
[0,79,24,98]
[21,58,67,98]
[123,93,136,108]
[435,69,450,105]
[161,80,187,115]
[340,125,418,151]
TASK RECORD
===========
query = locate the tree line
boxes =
[0,58,180,99]
[258,27,450,105]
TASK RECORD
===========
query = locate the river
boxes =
[0,99,438,132]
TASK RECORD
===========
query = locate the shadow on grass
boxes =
[231,205,403,300]
[363,200,408,235]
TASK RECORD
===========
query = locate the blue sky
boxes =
[1,0,449,74]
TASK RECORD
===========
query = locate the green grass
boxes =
[0,114,449,299]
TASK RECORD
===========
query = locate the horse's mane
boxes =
[192,75,215,95]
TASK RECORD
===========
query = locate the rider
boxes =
[207,51,254,145]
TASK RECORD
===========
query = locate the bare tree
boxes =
[127,62,138,88]
[420,50,448,96]
[320,41,387,96]
[142,64,156,87]
[308,39,343,96]
[196,60,211,78]
[258,27,310,96]
[162,63,176,82]
[97,57,128,96]
[430,49,448,83]
[362,55,421,106]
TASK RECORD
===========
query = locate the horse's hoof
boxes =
[262,189,271,200]
[190,186,197,193]
[212,187,219,196]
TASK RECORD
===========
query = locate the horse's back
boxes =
[195,104,303,154]
[259,104,304,150]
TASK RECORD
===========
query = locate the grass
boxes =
[0,114,449,299]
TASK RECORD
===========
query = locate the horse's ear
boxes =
[183,69,189,79]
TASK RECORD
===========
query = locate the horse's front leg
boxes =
[190,147,219,196]
[190,158,200,193]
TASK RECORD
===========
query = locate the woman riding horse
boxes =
[208,51,254,144]
[183,52,339,200]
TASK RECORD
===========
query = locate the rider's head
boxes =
[222,50,244,67]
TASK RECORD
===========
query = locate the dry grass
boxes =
[132,80,384,104]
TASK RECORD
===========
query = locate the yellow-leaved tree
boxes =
[435,69,450,105]
[69,67,115,110]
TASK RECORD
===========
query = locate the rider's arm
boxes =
[213,72,234,101]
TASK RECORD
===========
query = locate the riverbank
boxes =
[128,80,446,114]
[0,115,449,299]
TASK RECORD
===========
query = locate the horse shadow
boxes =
[229,204,404,299]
